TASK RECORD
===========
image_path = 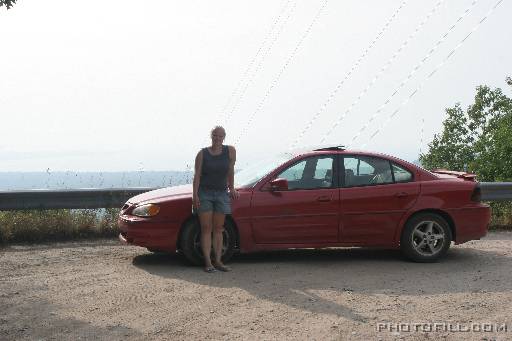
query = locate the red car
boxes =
[118,146,491,263]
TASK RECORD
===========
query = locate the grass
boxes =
[488,202,512,230]
[0,204,510,245]
[0,208,120,244]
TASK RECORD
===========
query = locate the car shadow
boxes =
[131,245,511,323]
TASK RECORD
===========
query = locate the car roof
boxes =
[290,146,426,172]
[291,145,399,159]
[251,146,436,190]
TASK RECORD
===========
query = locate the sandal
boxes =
[204,266,217,273]
[213,264,232,272]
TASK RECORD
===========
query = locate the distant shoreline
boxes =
[0,171,193,191]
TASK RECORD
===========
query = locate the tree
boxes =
[0,0,16,9]
[420,79,512,182]
[421,78,512,227]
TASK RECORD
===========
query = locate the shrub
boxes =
[0,208,120,244]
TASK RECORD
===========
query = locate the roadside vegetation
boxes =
[0,209,120,244]
[421,77,512,229]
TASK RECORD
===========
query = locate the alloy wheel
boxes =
[411,220,445,256]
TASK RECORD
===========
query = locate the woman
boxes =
[193,126,239,273]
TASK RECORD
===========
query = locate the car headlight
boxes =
[132,204,160,217]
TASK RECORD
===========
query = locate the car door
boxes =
[251,155,340,244]
[340,155,419,245]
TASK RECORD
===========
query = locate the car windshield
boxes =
[235,153,293,188]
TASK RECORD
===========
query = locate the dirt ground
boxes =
[1,232,512,341]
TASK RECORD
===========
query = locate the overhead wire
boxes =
[420,117,425,157]
[348,0,478,147]
[234,0,330,145]
[201,0,296,146]
[219,1,297,129]
[318,0,447,145]
[288,0,409,150]
[361,0,504,148]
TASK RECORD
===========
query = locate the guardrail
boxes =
[0,188,158,211]
[0,182,510,211]
[480,182,512,202]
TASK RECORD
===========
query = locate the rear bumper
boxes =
[447,204,491,244]
[118,215,180,252]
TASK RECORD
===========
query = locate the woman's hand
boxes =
[229,189,239,200]
[193,194,200,209]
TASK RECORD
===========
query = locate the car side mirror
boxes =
[269,178,288,191]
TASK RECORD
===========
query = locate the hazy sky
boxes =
[1,0,510,171]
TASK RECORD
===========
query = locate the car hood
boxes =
[128,184,193,204]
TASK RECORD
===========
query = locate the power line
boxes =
[349,0,478,147]
[289,0,409,150]
[420,116,425,157]
[234,0,330,145]
[362,0,504,148]
[202,0,296,146]
[219,1,297,129]
[319,0,447,144]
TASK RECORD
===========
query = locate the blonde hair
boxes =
[210,126,226,138]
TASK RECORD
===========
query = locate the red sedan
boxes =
[118,146,490,263]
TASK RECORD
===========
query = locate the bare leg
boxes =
[199,211,214,269]
[212,212,229,269]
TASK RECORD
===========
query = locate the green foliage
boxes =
[0,209,120,244]
[0,0,16,9]
[420,82,512,182]
[490,202,512,228]
[420,78,512,228]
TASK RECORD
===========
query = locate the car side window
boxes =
[277,156,335,190]
[278,160,306,182]
[392,163,413,183]
[343,156,393,187]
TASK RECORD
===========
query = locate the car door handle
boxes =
[316,195,331,202]
[394,192,408,198]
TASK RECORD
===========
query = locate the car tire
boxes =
[180,217,237,266]
[400,213,452,262]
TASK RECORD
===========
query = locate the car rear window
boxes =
[343,156,414,187]
[392,163,413,183]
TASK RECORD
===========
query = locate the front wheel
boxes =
[400,213,452,262]
[180,217,237,266]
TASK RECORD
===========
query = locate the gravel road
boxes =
[1,232,512,340]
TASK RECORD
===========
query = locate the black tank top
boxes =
[199,145,229,191]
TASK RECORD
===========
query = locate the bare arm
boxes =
[227,146,237,195]
[193,150,203,207]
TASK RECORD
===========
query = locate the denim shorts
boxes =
[194,188,231,214]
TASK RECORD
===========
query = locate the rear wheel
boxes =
[180,217,236,266]
[400,213,452,262]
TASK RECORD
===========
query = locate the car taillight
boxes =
[471,185,482,202]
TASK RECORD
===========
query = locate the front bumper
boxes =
[118,231,129,244]
[118,215,181,252]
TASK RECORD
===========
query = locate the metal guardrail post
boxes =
[0,188,159,211]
